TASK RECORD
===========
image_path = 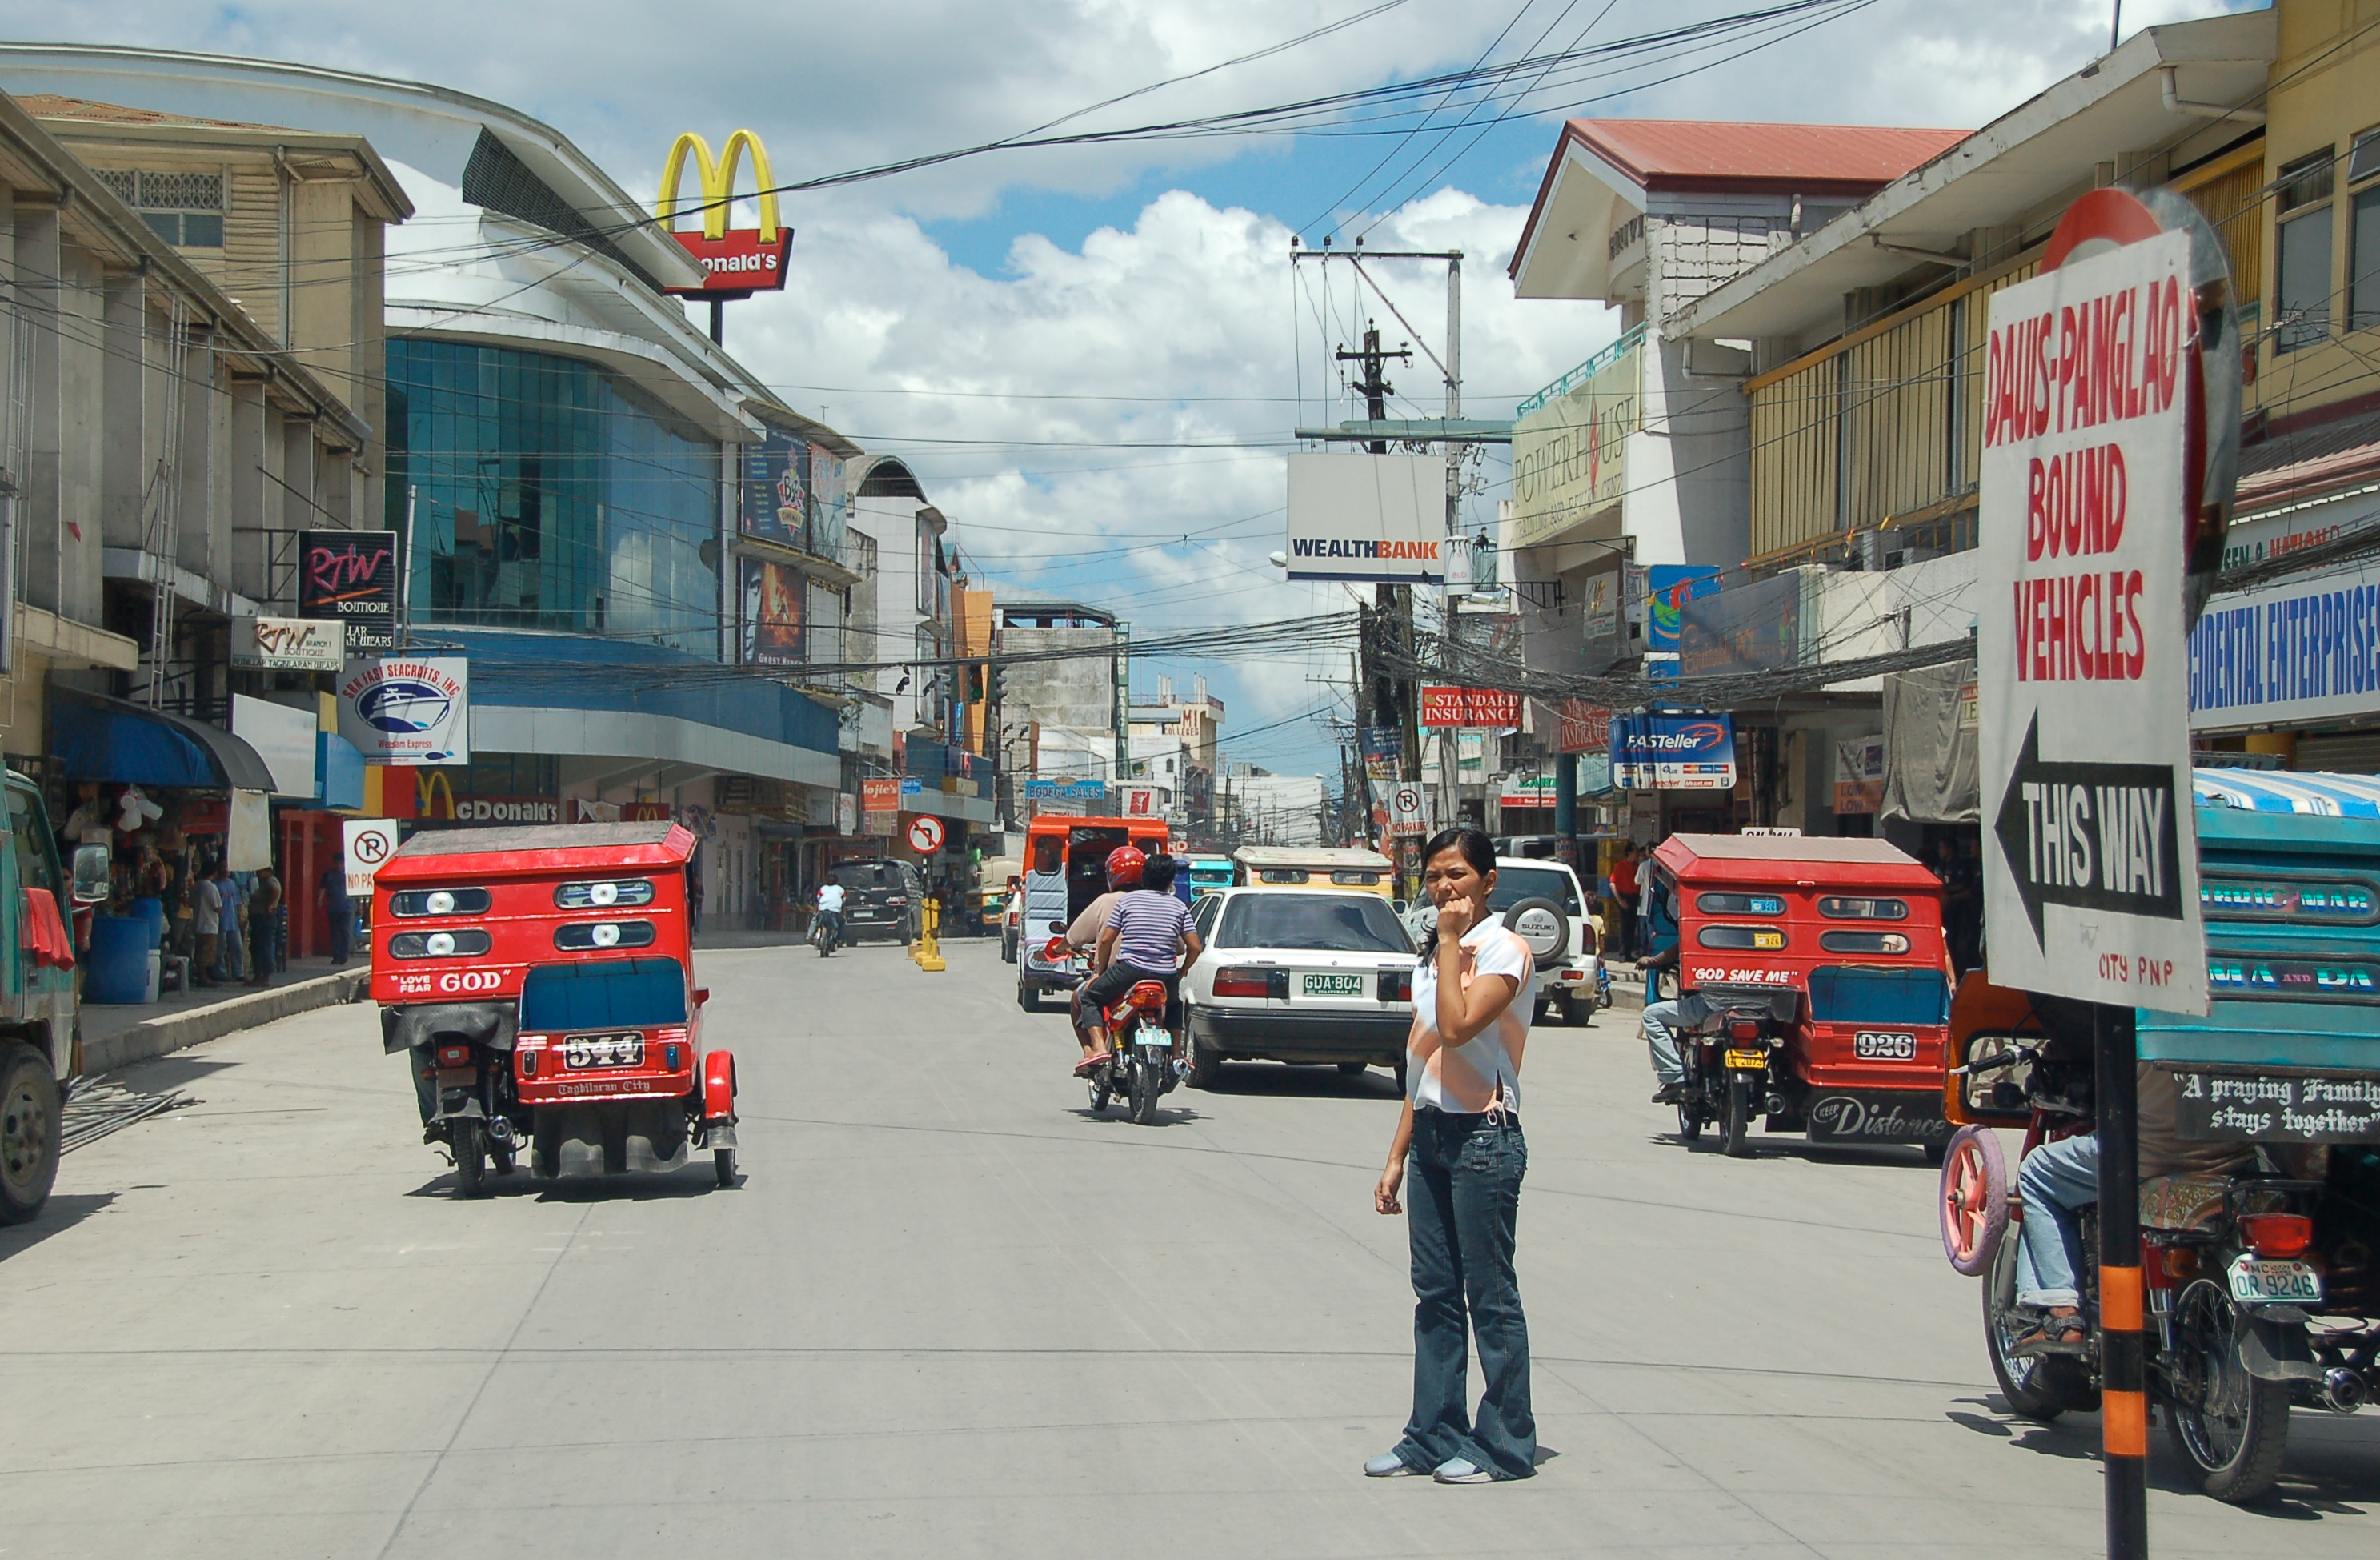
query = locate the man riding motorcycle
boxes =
[2008,1062,2254,1353]
[1064,847,1141,1077]
[1079,851,1200,1074]
[813,879,846,948]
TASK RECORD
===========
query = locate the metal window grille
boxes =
[97,170,225,211]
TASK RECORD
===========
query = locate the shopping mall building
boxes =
[0,44,988,926]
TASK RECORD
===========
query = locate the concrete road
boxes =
[3,937,2374,1558]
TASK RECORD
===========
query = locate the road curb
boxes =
[81,968,371,1077]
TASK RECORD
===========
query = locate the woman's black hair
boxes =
[1140,853,1179,892]
[1416,826,1497,959]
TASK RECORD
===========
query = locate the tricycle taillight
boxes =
[436,1044,473,1068]
[1726,1019,1762,1042]
[664,1044,683,1070]
[2242,1213,2314,1259]
[519,1050,538,1078]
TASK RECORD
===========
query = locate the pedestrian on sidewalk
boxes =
[219,868,246,982]
[191,857,224,987]
[322,852,352,967]
[246,866,282,987]
[1610,843,1642,960]
[1368,825,1537,1486]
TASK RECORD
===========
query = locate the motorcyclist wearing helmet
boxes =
[1064,846,1145,1077]
[1080,852,1201,1071]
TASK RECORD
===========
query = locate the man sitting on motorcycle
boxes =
[814,879,846,946]
[2009,1062,2254,1353]
[1633,860,1693,1105]
[1065,848,1142,1077]
[1080,852,1202,1073]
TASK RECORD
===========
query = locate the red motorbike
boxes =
[1044,935,1179,1125]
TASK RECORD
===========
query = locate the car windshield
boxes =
[831,862,903,892]
[1216,893,1412,954]
[1487,865,1581,916]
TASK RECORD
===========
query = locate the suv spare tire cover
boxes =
[1501,897,1569,962]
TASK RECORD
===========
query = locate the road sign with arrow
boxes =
[1976,222,2206,1013]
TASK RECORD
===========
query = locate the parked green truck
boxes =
[2,768,85,1225]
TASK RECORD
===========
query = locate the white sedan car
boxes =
[1180,888,1416,1089]
[1397,860,1605,1026]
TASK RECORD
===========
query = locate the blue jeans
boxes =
[1393,1108,1535,1479]
[1642,999,1684,1086]
[2014,1133,2099,1309]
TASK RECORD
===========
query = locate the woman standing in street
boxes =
[1368,826,1537,1485]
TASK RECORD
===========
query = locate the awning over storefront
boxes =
[2192,768,2380,816]
[53,693,278,792]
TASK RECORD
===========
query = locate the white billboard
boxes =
[1977,228,2206,1014]
[1284,453,1445,583]
[338,656,470,766]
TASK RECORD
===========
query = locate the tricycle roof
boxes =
[1653,832,1937,887]
[379,820,695,880]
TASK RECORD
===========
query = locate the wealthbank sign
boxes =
[1283,453,1444,583]
[2188,560,2380,730]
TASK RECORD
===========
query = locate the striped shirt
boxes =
[1105,890,1192,970]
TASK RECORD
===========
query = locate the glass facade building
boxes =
[385,339,721,654]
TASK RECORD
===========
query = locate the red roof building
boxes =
[1510,118,1968,304]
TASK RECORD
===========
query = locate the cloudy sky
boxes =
[4,0,2252,774]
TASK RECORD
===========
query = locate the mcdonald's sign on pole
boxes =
[657,130,795,296]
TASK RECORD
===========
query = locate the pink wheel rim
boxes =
[1937,1125,2007,1276]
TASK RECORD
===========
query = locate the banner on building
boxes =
[1645,565,1721,653]
[1420,684,1523,728]
[1511,334,1640,551]
[1555,700,1610,755]
[2189,560,2380,731]
[1284,453,1445,583]
[337,656,467,766]
[1577,750,1613,795]
[1680,571,1804,676]
[740,556,805,665]
[1119,785,1161,819]
[1498,771,1557,808]
[1581,562,1626,668]
[1024,780,1108,801]
[1833,736,1887,814]
[232,616,345,672]
[1610,712,1737,791]
[1359,726,1401,782]
[299,530,398,652]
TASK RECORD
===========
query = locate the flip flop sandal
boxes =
[2009,1315,2088,1356]
[1072,1053,1112,1078]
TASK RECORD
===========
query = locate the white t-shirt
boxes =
[1407,920,1534,1116]
[816,884,847,913]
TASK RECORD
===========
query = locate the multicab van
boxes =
[1231,847,1395,900]
[1016,813,1172,1012]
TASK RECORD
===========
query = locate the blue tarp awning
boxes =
[53,694,278,792]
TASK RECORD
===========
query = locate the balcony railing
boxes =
[1516,323,1647,419]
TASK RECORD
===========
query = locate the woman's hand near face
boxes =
[1435,893,1477,941]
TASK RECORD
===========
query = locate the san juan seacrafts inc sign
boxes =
[339,656,470,766]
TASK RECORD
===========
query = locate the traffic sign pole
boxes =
[2095,1005,2148,1560]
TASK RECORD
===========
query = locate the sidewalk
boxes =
[77,954,369,1077]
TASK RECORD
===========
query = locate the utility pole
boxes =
[1336,321,1425,886]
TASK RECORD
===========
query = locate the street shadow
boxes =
[1200,1063,1403,1101]
[89,1054,238,1092]
[0,1192,117,1262]
[1644,1129,1938,1169]
[403,1161,732,1201]
[1070,1103,1210,1129]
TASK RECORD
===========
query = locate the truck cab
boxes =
[2,771,89,1224]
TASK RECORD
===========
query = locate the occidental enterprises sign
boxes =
[2188,559,2380,730]
[1609,713,1736,791]
[338,656,469,767]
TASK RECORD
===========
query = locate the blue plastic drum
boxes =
[85,916,153,1005]
[129,896,166,949]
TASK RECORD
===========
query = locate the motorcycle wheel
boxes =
[2165,1273,2291,1503]
[451,1119,487,1199]
[1132,1053,1163,1125]
[1676,1100,1705,1141]
[714,1146,738,1188]
[1939,1125,2009,1277]
[491,1135,517,1177]
[1721,1075,1755,1158]
[1981,1233,2098,1419]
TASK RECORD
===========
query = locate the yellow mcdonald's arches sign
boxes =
[415,768,456,820]
[657,130,794,297]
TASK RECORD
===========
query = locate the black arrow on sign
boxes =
[1990,714,2186,948]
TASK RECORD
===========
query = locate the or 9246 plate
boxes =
[1853,1031,1917,1060]
[2228,1255,2322,1305]
[563,1033,645,1069]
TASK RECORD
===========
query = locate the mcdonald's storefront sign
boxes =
[657,129,795,296]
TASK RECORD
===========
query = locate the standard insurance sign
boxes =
[1977,226,2206,1013]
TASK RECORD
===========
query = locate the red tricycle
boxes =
[1652,833,1955,1159]
[371,820,739,1194]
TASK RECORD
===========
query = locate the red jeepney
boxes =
[1653,833,1953,1157]
[372,821,738,1193]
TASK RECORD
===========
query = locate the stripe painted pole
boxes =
[2095,1002,2148,1559]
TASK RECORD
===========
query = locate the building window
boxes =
[95,168,226,247]
[2351,130,2380,333]
[2275,150,2337,353]
[384,339,722,652]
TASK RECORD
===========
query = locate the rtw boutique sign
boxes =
[299,530,397,652]
[656,130,794,295]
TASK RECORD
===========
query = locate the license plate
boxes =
[563,1032,646,1069]
[1724,1049,1768,1070]
[1854,1031,1917,1060]
[1301,972,1367,997]
[2228,1255,2322,1305]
